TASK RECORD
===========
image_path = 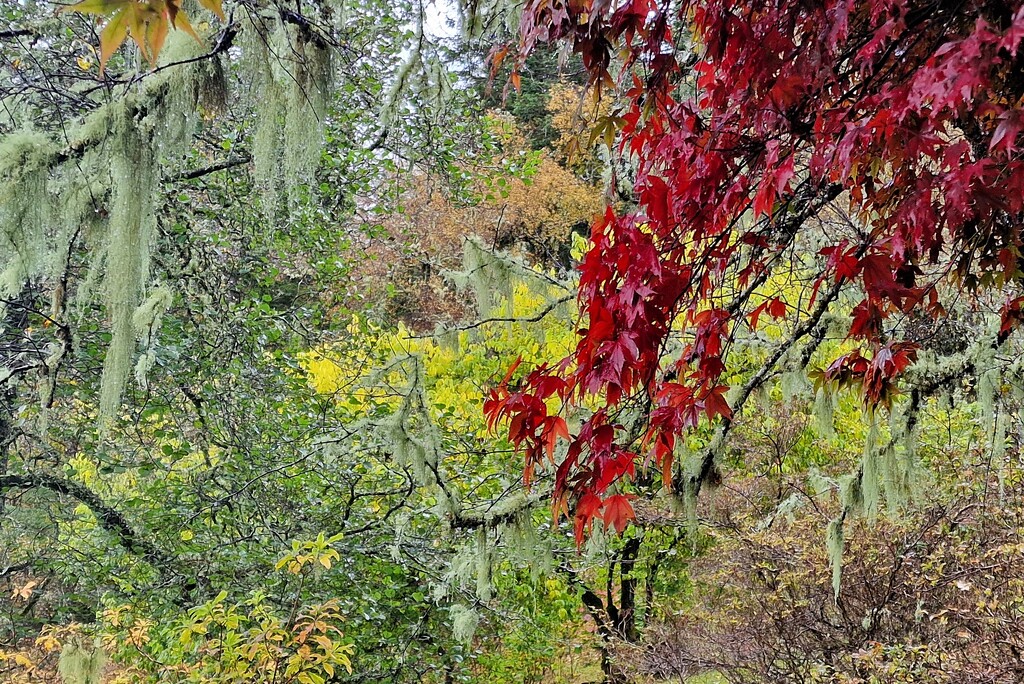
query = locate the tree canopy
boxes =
[2,1,1024,683]
[487,0,1024,546]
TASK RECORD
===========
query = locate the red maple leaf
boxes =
[601,494,635,535]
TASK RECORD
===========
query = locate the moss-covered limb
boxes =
[678,275,846,501]
[7,77,173,174]
[449,486,550,530]
[0,471,176,572]
[1,27,225,193]
[715,181,846,327]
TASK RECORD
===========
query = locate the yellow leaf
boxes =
[172,9,201,43]
[122,3,164,65]
[76,55,94,70]
[180,529,194,541]
[319,555,331,569]
[35,635,61,653]
[144,8,170,64]
[197,0,225,20]
[97,7,131,72]
[60,0,131,16]
[65,0,204,71]
[12,580,38,601]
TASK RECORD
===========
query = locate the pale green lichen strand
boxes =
[860,418,880,519]
[57,639,105,684]
[245,14,330,214]
[826,516,845,601]
[132,285,174,388]
[0,131,58,299]
[812,388,836,439]
[283,30,331,207]
[450,603,479,644]
[245,14,288,216]
[99,108,158,420]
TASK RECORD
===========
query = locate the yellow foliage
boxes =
[63,0,223,72]
[163,590,353,682]
[491,156,603,250]
[547,82,612,181]
[343,113,600,330]
[300,283,577,439]
[275,533,344,575]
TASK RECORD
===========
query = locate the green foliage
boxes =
[7,3,1024,684]
[105,589,354,683]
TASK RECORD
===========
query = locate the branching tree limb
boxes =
[0,471,177,574]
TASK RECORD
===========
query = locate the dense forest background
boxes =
[1,1,1024,683]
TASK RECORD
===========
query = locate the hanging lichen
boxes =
[499,511,553,579]
[132,285,173,387]
[283,26,332,207]
[474,527,492,601]
[244,12,331,214]
[993,406,1008,502]
[0,30,209,420]
[462,233,511,318]
[811,387,836,439]
[975,341,999,430]
[825,515,845,601]
[860,418,880,518]
[450,603,480,644]
[379,19,422,131]
[457,0,521,39]
[780,348,811,401]
[377,354,461,518]
[884,399,920,510]
[57,639,105,684]
[838,471,863,517]
[0,131,58,300]
[99,106,158,419]
[245,13,288,215]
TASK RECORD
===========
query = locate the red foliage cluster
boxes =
[485,0,1024,542]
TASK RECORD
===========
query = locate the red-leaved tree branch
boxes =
[485,0,1024,543]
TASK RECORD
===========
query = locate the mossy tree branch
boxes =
[0,471,176,573]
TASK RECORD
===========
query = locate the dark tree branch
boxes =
[0,29,35,40]
[0,471,175,572]
[167,153,252,182]
[0,561,30,578]
[679,274,847,500]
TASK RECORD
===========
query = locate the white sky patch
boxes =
[422,0,459,40]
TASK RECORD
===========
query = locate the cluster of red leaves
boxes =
[485,0,1024,543]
